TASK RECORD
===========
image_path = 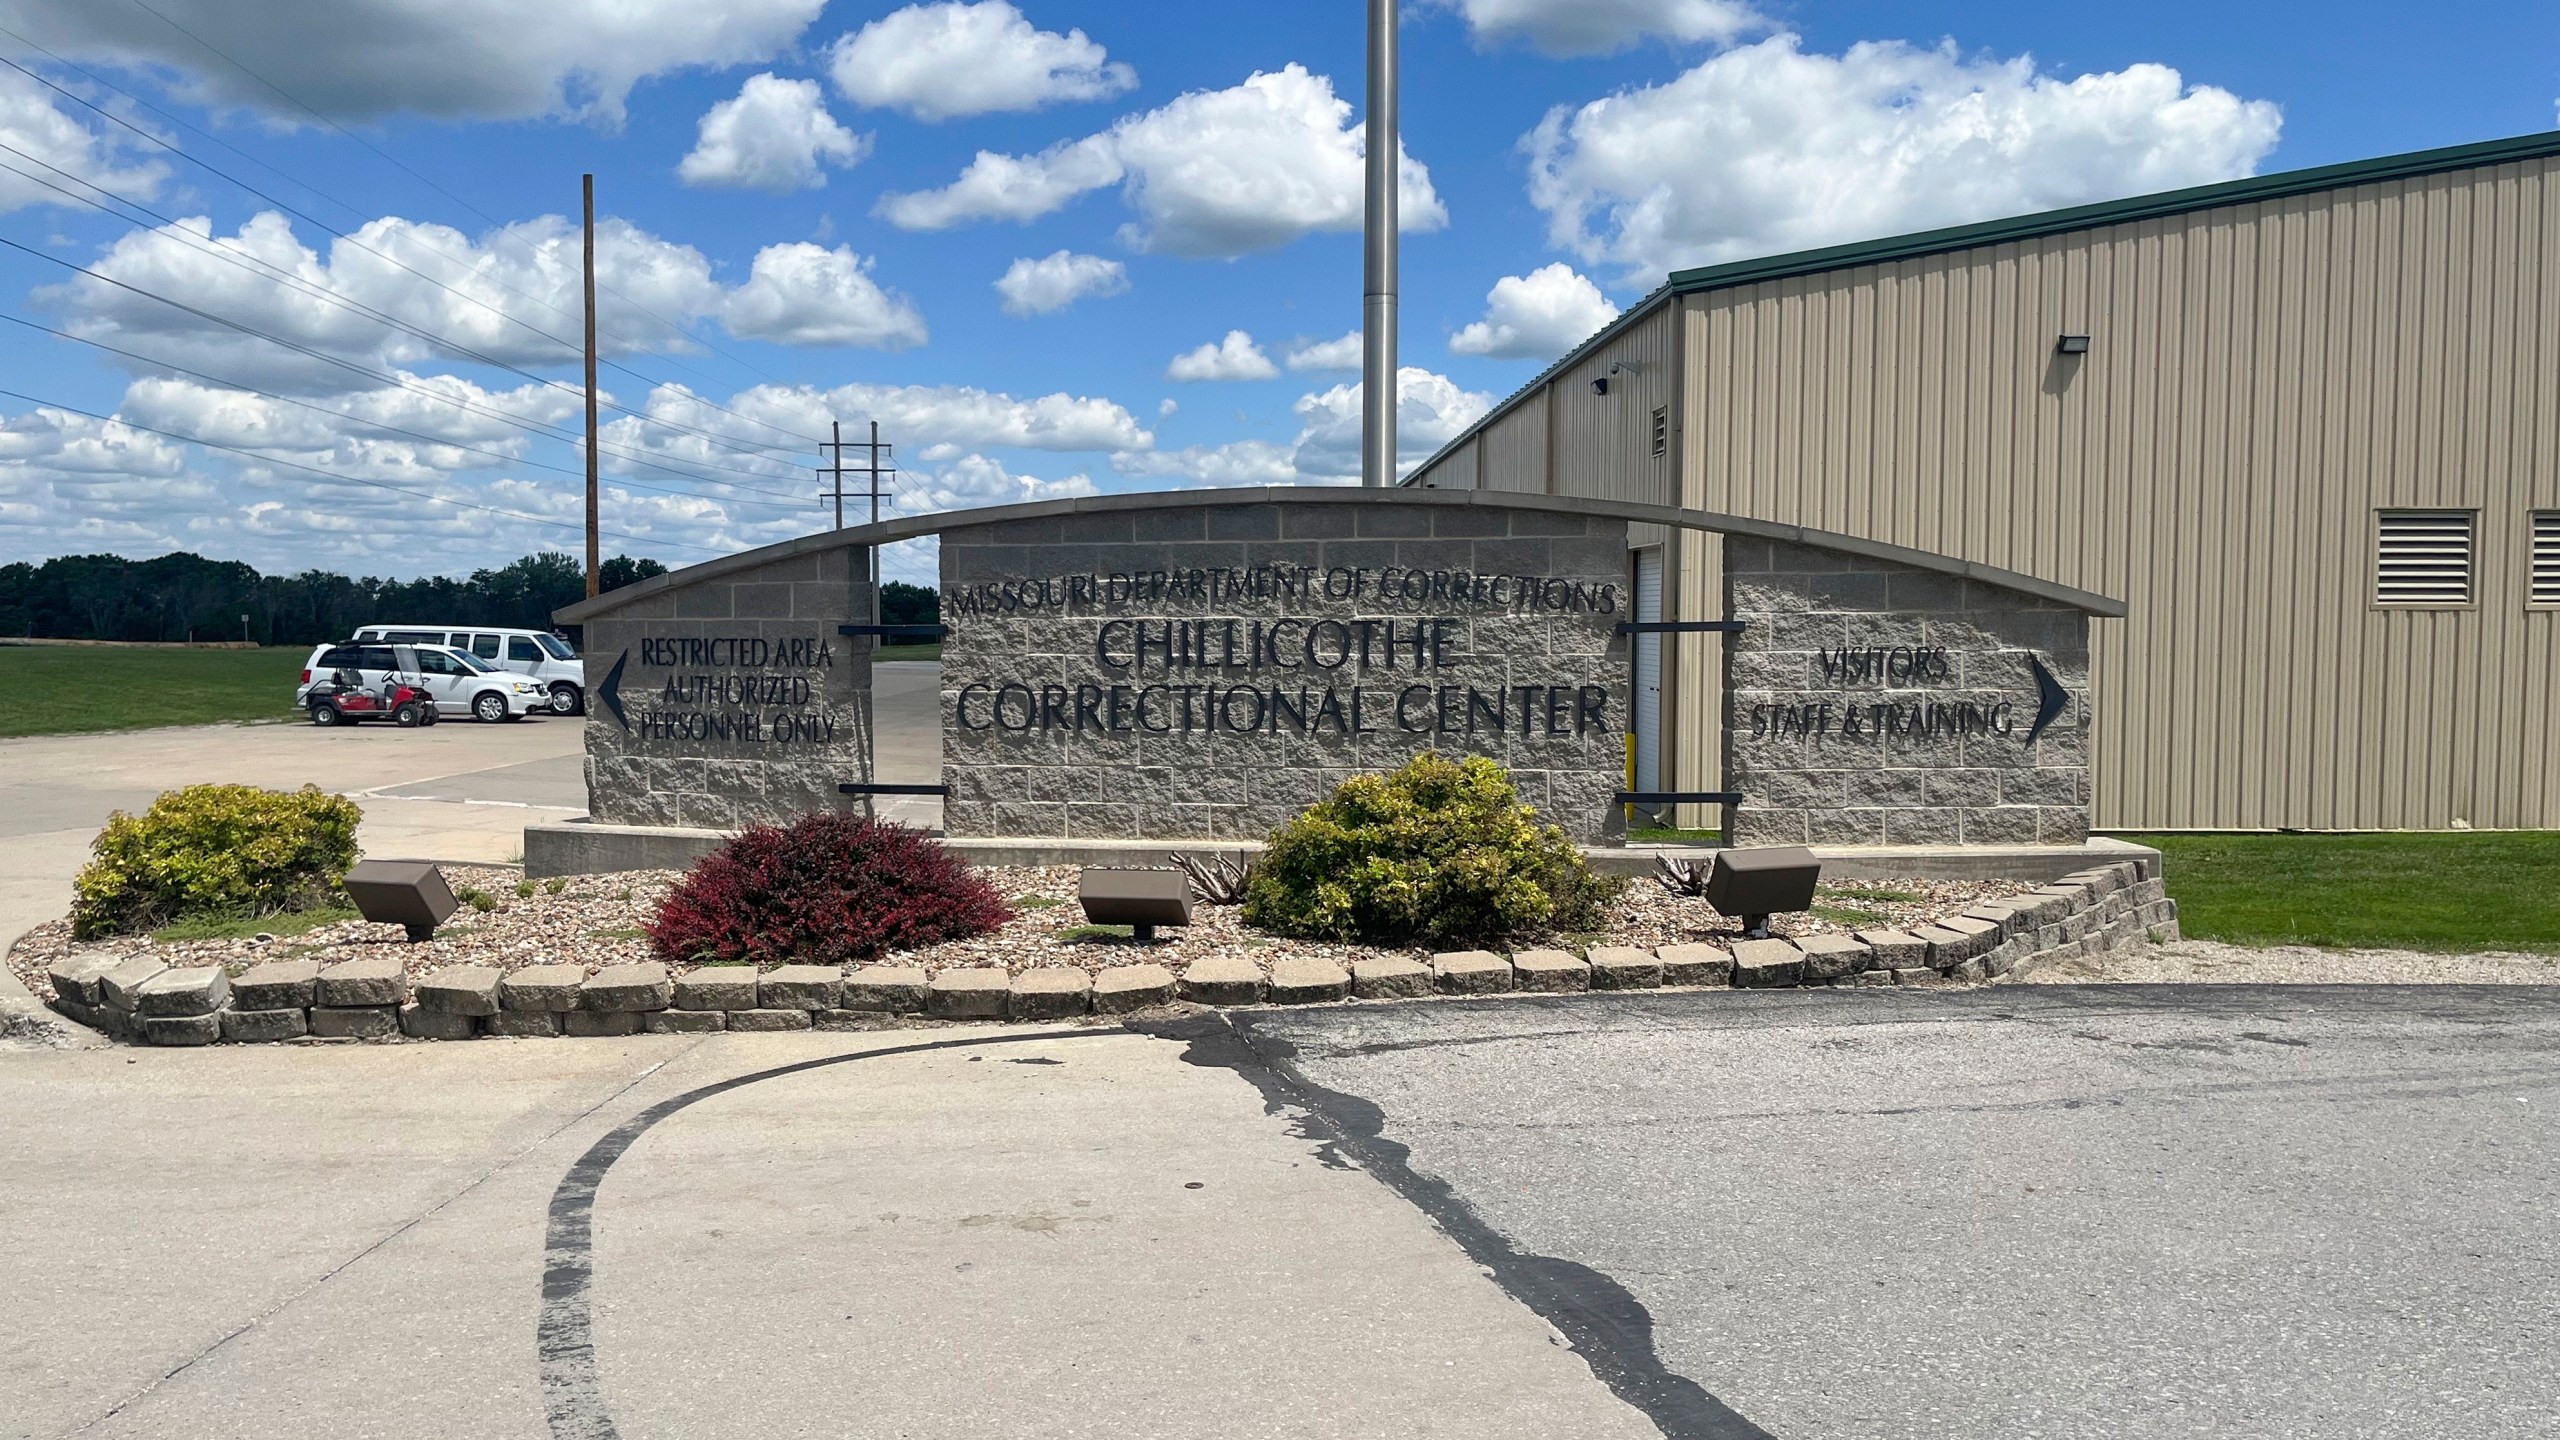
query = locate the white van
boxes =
[297,642,547,723]
[352,626,586,714]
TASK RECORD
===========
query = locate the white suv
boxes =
[351,626,587,715]
[298,642,547,723]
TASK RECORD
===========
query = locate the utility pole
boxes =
[582,173,600,597]
[820,419,848,530]
[867,420,885,529]
[1360,0,1397,488]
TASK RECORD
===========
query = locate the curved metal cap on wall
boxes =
[554,486,2128,626]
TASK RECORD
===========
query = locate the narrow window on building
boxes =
[1650,406,1667,458]
[2374,510,2474,606]
[2532,511,2560,606]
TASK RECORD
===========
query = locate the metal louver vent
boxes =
[2534,512,2560,606]
[2375,510,2473,606]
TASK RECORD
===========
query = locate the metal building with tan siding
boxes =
[1403,130,2560,834]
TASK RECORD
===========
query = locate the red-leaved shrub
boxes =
[647,813,1008,966]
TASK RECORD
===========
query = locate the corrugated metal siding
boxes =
[1671,153,2560,830]
[1477,387,1550,493]
[1549,306,1680,506]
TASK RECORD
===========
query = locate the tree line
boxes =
[0,549,943,647]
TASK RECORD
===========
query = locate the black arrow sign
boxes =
[599,650,629,732]
[2026,654,2069,744]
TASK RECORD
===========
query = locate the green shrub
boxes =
[72,784,360,939]
[1243,753,1619,947]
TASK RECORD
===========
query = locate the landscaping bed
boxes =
[7,862,2032,1002]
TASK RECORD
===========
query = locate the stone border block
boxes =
[316,958,407,1009]
[1432,951,1513,995]
[221,1008,307,1042]
[564,1010,640,1037]
[1010,969,1093,1019]
[1510,949,1590,993]
[400,1005,478,1040]
[135,967,229,1017]
[501,965,586,1013]
[415,966,502,1017]
[46,954,118,1007]
[1179,955,1265,1006]
[1351,956,1431,1000]
[1269,957,1351,1005]
[1853,930,1927,969]
[646,1009,728,1033]
[927,968,1011,1019]
[844,966,928,1013]
[139,1012,222,1046]
[99,957,169,1010]
[232,960,320,1011]
[728,1008,814,1031]
[311,1006,397,1039]
[1793,934,1872,982]
[1092,964,1176,1013]
[1656,944,1733,987]
[815,1010,895,1032]
[1585,946,1661,990]
[673,966,758,1011]
[488,1011,562,1038]
[582,963,672,1013]
[758,965,843,1012]
[1730,939,1805,988]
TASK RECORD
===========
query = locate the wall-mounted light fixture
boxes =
[1590,377,1609,396]
[2056,333,2092,355]
[1591,359,1641,397]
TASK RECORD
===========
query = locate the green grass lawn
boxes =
[0,646,310,738]
[2119,831,2560,953]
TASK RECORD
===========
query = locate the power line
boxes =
[0,44,822,454]
[0,384,736,557]
[100,0,825,406]
[0,232,817,499]
[0,311,822,512]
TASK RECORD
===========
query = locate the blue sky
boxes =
[1,0,2554,584]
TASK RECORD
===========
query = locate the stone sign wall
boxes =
[939,499,1630,843]
[579,547,874,828]
[1723,537,2092,847]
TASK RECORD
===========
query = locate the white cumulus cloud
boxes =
[1448,263,1620,359]
[1165,330,1278,383]
[828,1,1134,121]
[678,74,869,192]
[1527,35,2283,279]
[1283,331,1362,372]
[0,67,170,214]
[1437,0,1763,57]
[6,0,826,124]
[878,64,1446,258]
[721,243,926,349]
[1115,367,1490,486]
[994,250,1128,316]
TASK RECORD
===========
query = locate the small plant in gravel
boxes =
[648,812,1010,967]
[72,784,360,939]
[454,885,499,913]
[1243,753,1620,948]
[1171,851,1253,905]
[544,877,569,895]
[514,880,537,899]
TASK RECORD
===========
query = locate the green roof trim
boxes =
[1666,128,2560,296]
[1405,128,2560,488]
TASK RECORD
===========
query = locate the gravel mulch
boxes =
[6,865,2030,1001]
[2021,939,2560,985]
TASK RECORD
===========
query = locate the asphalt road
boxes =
[1229,985,2560,1439]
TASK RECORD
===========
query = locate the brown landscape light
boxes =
[343,859,461,942]
[1707,846,1823,939]
[1078,868,1194,943]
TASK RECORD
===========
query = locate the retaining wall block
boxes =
[415,966,502,1017]
[1793,934,1871,982]
[646,1009,727,1033]
[1011,969,1094,1019]
[927,967,1012,1019]
[727,1008,814,1031]
[1268,957,1352,1005]
[1730,938,1806,988]
[1891,967,1939,985]
[138,1012,222,1046]
[1950,957,1989,982]
[316,958,408,1008]
[1349,956,1431,1000]
[563,1010,639,1037]
[1585,946,1662,991]
[844,966,929,1013]
[134,967,229,1018]
[582,963,673,1013]
[310,1005,398,1039]
[673,966,758,1012]
[1959,903,2029,939]
[814,1010,895,1031]
[45,954,118,1007]
[1910,924,1968,969]
[98,956,169,1011]
[1092,963,1178,1013]
[1431,950,1514,995]
[232,960,321,1011]
[400,1005,479,1040]
[220,1008,307,1043]
[1178,955,1266,1006]
[1846,969,1894,988]
[1511,949,1591,993]
[1853,930,1927,970]
[758,965,843,1011]
[488,1011,562,1038]
[1656,943,1733,987]
[1937,917,2002,960]
[501,965,586,1013]
[1982,939,2021,978]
